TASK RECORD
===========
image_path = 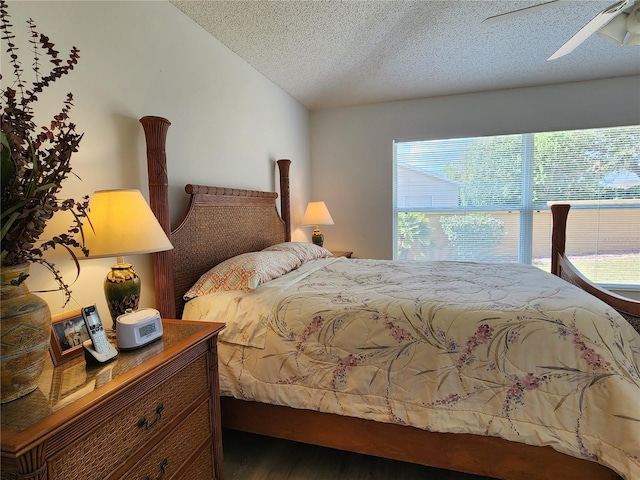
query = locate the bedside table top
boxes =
[1,319,223,434]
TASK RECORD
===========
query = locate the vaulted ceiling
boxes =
[171,1,640,110]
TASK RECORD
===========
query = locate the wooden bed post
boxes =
[550,204,570,277]
[277,159,292,241]
[140,116,176,319]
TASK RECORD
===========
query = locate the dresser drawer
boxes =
[48,354,209,480]
[177,440,216,480]
[122,399,212,480]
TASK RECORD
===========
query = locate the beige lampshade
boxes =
[301,201,334,226]
[84,189,173,258]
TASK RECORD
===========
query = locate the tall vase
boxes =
[0,263,52,403]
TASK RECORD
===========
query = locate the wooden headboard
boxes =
[140,116,292,318]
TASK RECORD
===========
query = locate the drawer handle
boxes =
[143,458,168,480]
[137,403,164,430]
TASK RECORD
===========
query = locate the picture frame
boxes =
[49,308,89,366]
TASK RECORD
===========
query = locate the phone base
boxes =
[83,339,118,364]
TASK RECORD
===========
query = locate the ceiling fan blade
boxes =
[482,0,567,24]
[548,0,634,60]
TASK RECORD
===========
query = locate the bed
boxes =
[140,116,640,480]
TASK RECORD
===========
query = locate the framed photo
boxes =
[49,308,89,366]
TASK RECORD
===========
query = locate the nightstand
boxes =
[331,250,353,258]
[1,319,225,480]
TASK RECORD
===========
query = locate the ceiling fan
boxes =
[483,0,640,60]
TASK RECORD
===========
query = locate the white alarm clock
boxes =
[116,308,163,349]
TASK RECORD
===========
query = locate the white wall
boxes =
[310,76,640,260]
[4,1,310,320]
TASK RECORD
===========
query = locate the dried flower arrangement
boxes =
[0,0,89,305]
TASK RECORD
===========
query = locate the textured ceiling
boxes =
[170,0,640,110]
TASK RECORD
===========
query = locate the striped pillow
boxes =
[263,242,332,263]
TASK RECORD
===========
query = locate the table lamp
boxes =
[84,189,173,330]
[301,201,334,247]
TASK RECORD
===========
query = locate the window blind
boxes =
[394,126,640,287]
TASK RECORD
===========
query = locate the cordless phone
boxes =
[82,305,118,363]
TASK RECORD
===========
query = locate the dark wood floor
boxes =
[223,429,497,480]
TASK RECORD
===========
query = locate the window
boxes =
[394,126,640,288]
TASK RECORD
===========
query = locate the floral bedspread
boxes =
[183,258,640,479]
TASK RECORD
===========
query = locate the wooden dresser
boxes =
[1,319,225,480]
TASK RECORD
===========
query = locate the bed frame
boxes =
[551,204,640,333]
[141,116,638,480]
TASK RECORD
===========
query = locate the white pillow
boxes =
[263,242,332,263]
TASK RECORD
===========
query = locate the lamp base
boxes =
[104,263,141,331]
[311,229,324,247]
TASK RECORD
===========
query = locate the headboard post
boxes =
[141,116,292,319]
[140,116,176,319]
[277,159,292,242]
[550,204,570,277]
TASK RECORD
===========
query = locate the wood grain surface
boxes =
[223,429,495,480]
